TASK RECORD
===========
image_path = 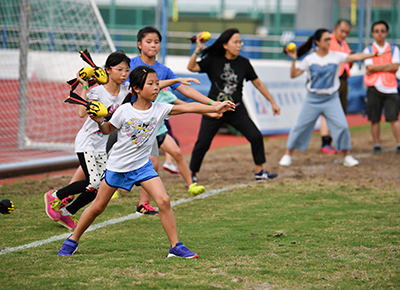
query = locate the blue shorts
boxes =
[102,159,159,191]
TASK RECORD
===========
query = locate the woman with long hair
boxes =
[187,28,280,181]
[279,28,386,167]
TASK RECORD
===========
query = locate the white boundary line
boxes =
[0,184,248,256]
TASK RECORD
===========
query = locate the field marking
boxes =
[0,184,248,256]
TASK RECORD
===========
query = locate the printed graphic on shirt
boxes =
[123,117,157,147]
[309,63,337,89]
[215,63,238,102]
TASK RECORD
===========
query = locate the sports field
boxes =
[0,124,399,289]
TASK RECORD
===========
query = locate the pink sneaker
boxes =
[320,145,337,155]
[44,189,60,221]
[58,209,78,229]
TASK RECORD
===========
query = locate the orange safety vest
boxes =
[329,33,351,77]
[363,43,398,88]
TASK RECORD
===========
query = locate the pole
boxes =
[160,0,168,64]
[365,0,372,47]
[17,0,29,149]
[357,0,365,53]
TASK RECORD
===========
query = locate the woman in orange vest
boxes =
[363,20,400,155]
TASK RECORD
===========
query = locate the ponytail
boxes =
[297,28,329,59]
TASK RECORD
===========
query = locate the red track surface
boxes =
[0,113,370,185]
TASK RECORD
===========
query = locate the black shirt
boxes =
[198,55,258,103]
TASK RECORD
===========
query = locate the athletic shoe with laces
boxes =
[58,235,78,256]
[58,208,78,229]
[44,189,60,221]
[255,169,278,181]
[372,145,382,155]
[136,202,159,215]
[163,161,180,174]
[320,145,336,155]
[396,145,400,154]
[188,182,205,197]
[279,154,292,166]
[191,173,197,183]
[343,155,359,167]
[167,242,198,259]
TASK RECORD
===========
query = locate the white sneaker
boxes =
[279,154,292,166]
[163,161,180,174]
[343,155,359,167]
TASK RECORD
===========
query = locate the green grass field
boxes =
[1,179,399,289]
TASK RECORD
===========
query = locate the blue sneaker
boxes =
[255,169,278,181]
[58,235,78,256]
[167,242,198,259]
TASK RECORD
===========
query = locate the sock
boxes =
[321,136,332,147]
[374,143,381,148]
[61,207,72,216]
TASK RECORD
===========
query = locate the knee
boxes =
[171,149,184,160]
[248,131,264,144]
[91,201,107,216]
[156,194,171,211]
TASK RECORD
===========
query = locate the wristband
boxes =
[208,100,214,106]
[82,85,88,89]
[194,51,199,55]
[292,58,296,62]
[98,120,105,126]
[374,52,378,57]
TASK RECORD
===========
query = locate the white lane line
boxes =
[0,184,248,255]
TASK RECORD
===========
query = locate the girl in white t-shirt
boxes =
[44,51,131,229]
[58,65,235,258]
[279,28,384,167]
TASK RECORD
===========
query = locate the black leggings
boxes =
[56,153,97,215]
[189,106,266,173]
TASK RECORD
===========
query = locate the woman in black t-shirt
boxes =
[187,28,281,181]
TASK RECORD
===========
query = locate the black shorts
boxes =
[156,132,167,148]
[366,86,399,122]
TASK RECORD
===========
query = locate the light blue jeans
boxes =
[286,91,351,151]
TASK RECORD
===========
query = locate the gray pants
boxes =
[286,91,351,151]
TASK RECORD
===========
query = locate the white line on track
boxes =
[0,184,248,255]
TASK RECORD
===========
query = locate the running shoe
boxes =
[343,155,359,167]
[188,183,205,197]
[58,208,78,229]
[255,169,278,181]
[58,235,78,256]
[320,145,336,155]
[163,161,180,174]
[167,242,198,259]
[111,190,119,200]
[279,154,292,166]
[372,145,382,155]
[396,145,400,154]
[44,189,60,221]
[136,202,159,215]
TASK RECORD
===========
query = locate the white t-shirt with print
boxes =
[74,83,129,153]
[299,51,348,95]
[363,41,400,94]
[107,102,173,172]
